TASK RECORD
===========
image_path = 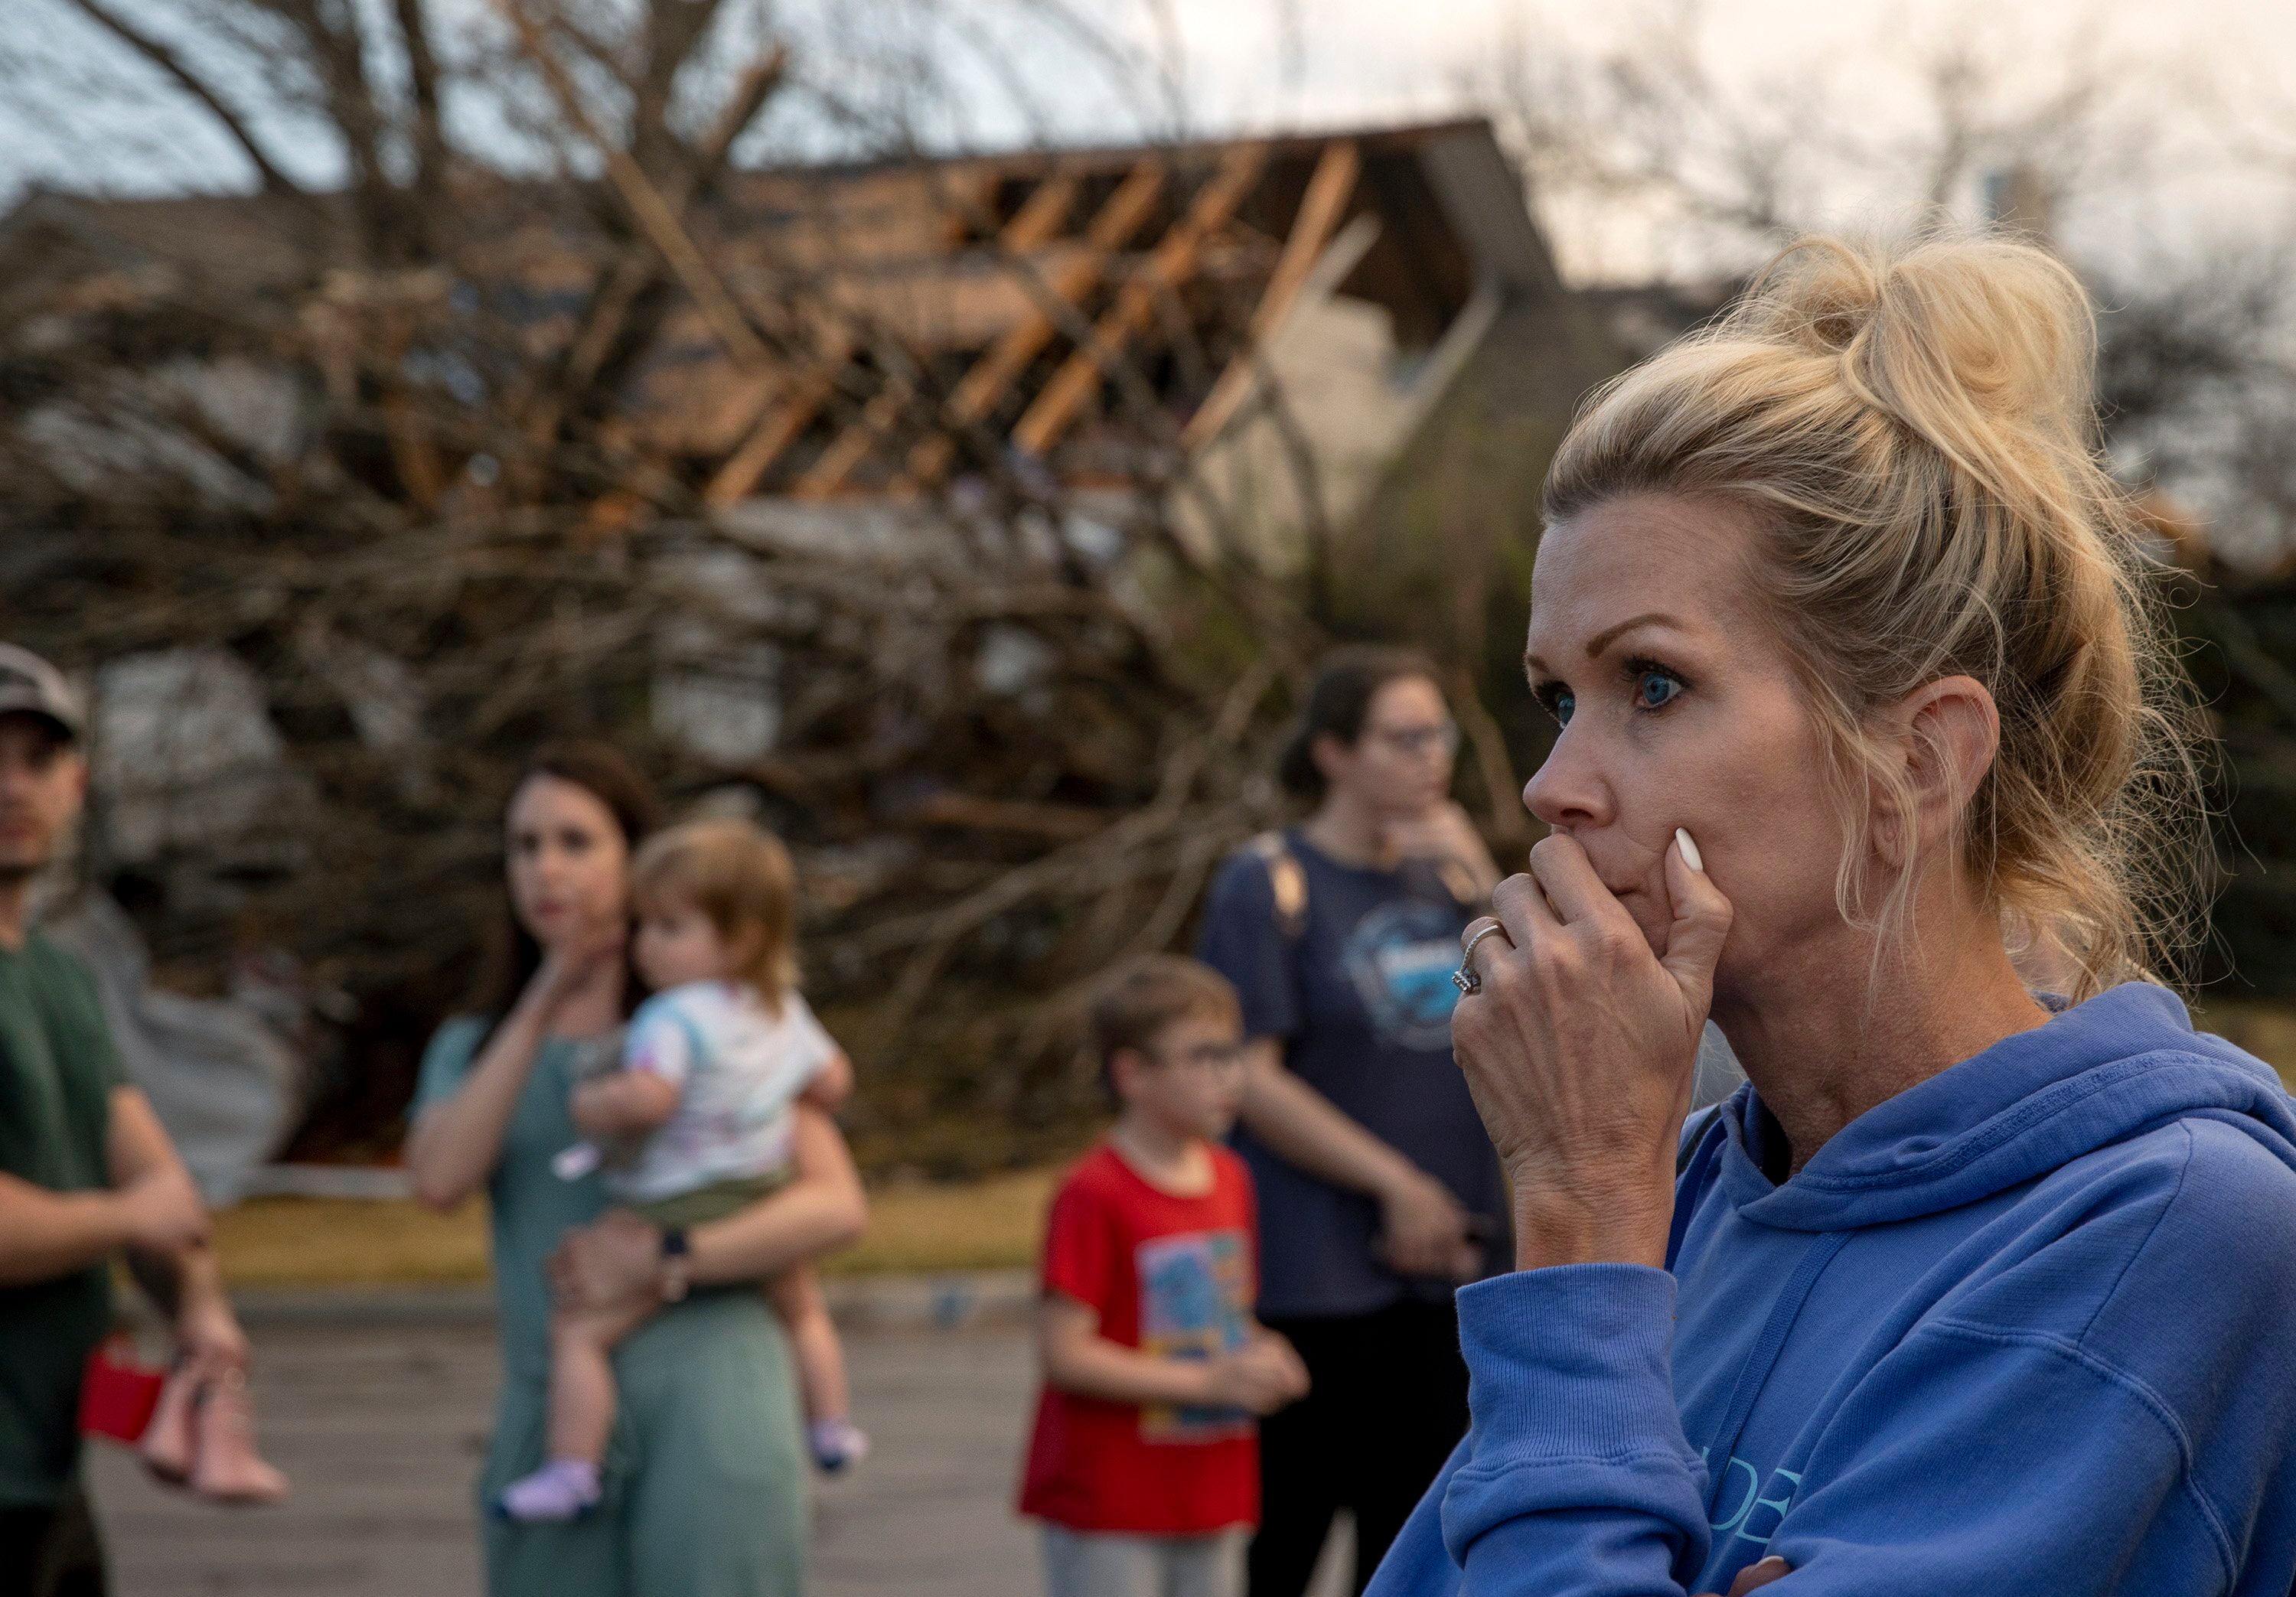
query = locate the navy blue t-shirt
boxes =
[1196,831,1507,1319]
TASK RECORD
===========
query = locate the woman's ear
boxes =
[1309,730,1353,790]
[1890,674,2001,858]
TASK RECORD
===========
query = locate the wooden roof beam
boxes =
[790,171,1088,500]
[703,342,850,507]
[990,169,1085,253]
[1181,139,1359,451]
[897,161,1166,493]
[792,374,915,499]
[1009,144,1267,461]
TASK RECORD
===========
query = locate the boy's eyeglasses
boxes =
[1144,1043,1250,1076]
[1365,720,1460,760]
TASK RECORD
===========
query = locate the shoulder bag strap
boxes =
[1248,832,1309,940]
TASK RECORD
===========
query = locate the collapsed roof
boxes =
[3,119,1569,556]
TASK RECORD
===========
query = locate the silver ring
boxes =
[1453,924,1508,996]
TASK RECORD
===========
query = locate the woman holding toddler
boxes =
[405,742,867,1596]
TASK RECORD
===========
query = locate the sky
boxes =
[1154,0,2295,126]
[1149,0,2296,279]
[4,0,2294,284]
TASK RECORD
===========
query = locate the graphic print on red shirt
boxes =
[1016,1142,1261,1534]
[1137,1227,1253,1444]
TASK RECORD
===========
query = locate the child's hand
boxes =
[571,1071,679,1137]
[568,1077,617,1136]
[1202,1338,1311,1415]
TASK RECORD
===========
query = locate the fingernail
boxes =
[1675,827,1704,872]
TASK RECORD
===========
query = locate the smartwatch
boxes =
[658,1226,692,1303]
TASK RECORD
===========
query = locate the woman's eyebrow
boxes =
[1584,612,1685,656]
[1523,611,1688,673]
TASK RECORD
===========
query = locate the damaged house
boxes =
[0,118,1631,1172]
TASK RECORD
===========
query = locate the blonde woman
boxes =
[1371,233,2296,1596]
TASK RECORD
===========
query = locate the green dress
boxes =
[415,1019,808,1595]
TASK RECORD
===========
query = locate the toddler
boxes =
[497,816,865,1522]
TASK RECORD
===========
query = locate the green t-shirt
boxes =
[0,934,126,1505]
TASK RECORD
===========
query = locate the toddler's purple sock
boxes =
[808,1417,870,1473]
[496,1457,602,1521]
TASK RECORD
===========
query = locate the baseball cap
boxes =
[0,644,83,742]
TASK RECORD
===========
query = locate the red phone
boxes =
[78,1338,165,1445]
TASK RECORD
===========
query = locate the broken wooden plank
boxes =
[703,347,850,507]
[713,173,1088,506]
[1009,145,1267,460]
[792,373,915,498]
[791,173,1088,500]
[1181,139,1359,451]
[900,162,1167,491]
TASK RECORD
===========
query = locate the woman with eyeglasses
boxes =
[1195,645,1508,1597]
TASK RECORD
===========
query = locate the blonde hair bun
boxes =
[1746,233,2092,426]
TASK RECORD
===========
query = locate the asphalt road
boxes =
[87,1311,1355,1596]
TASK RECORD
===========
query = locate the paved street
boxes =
[89,1309,1353,1595]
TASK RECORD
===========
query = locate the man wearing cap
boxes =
[0,644,255,1592]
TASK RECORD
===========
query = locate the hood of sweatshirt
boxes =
[1713,982,2296,1232]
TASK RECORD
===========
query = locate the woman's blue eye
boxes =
[1553,690,1574,726]
[1636,671,1681,709]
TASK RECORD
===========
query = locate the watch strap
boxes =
[657,1226,692,1302]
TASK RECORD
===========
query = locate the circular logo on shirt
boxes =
[1340,898,1466,1051]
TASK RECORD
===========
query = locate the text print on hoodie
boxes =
[1367,983,2296,1596]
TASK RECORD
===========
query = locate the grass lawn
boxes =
[211,1166,1060,1289]
[213,999,2296,1291]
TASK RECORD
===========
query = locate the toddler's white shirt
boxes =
[605,979,837,1204]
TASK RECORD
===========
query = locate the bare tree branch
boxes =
[60,0,304,198]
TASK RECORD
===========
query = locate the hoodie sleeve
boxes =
[1371,1120,2296,1597]
[1361,1265,1711,1597]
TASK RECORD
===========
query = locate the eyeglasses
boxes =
[1144,1042,1250,1076]
[1365,720,1460,760]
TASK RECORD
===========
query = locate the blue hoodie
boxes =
[1367,983,2296,1596]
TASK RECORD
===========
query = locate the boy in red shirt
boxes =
[1019,954,1310,1597]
